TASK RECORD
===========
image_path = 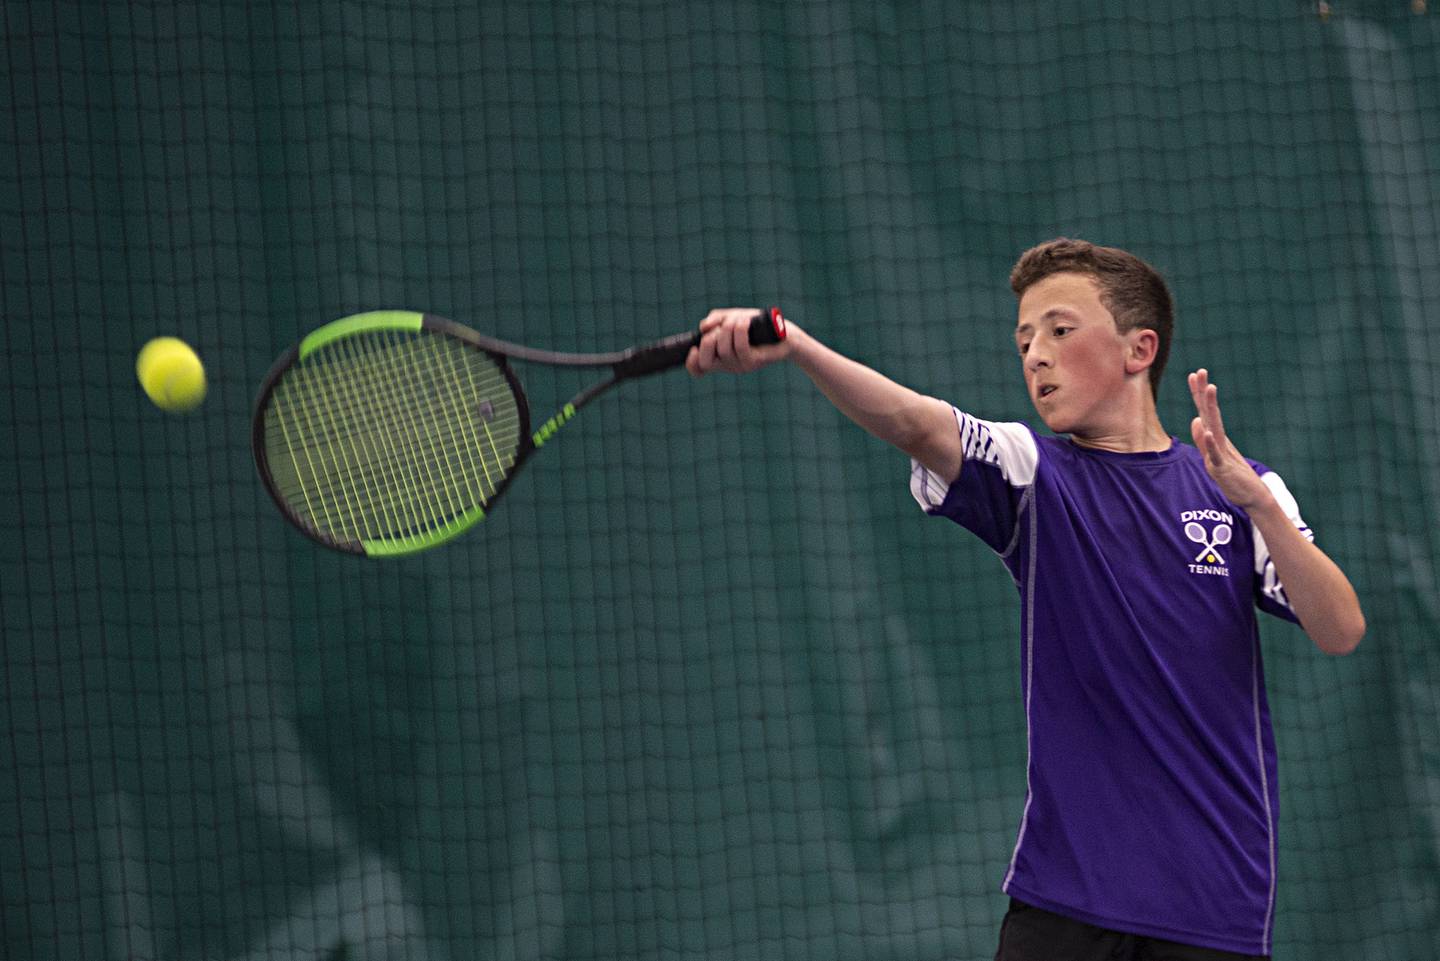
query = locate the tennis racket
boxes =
[252,307,787,557]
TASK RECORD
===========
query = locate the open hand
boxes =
[1188,369,1272,511]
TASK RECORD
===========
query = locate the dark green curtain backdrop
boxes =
[3,2,1438,959]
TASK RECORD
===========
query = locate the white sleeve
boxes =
[909,408,1039,512]
[1252,470,1315,616]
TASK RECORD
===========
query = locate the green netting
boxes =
[3,1,1438,959]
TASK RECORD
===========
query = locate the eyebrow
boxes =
[1015,307,1080,337]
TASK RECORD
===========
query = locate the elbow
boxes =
[1319,612,1366,657]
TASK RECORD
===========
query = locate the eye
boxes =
[1017,342,1030,356]
[1053,325,1072,337]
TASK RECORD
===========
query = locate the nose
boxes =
[1025,337,1053,371]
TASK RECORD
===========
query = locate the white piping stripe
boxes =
[1003,492,1038,891]
[910,459,950,511]
[999,486,1034,561]
[1253,632,1276,954]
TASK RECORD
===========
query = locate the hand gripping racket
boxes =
[252,308,787,557]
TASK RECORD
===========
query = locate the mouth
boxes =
[1037,385,1058,401]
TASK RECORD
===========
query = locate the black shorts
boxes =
[994,899,1270,961]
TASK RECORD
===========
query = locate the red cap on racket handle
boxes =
[752,306,787,345]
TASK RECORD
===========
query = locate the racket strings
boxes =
[272,336,428,540]
[275,334,419,538]
[297,335,408,535]
[347,333,519,525]
[281,333,517,539]
[264,330,521,543]
[323,334,444,537]
[347,333,464,534]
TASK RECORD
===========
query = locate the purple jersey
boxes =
[910,408,1313,956]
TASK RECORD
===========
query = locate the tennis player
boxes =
[687,238,1364,961]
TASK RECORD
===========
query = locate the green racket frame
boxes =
[253,308,785,557]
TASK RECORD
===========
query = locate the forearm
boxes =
[1249,499,1365,655]
[788,327,961,480]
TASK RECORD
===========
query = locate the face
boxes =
[1015,272,1135,435]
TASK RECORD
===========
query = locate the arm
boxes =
[1188,369,1366,655]
[686,309,962,483]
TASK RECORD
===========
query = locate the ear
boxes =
[1124,328,1158,377]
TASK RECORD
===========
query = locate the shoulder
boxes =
[956,412,1043,486]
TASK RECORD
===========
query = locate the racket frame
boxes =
[252,308,784,557]
[252,311,537,556]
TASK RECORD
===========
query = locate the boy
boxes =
[686,239,1364,960]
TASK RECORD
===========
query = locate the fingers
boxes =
[1190,414,1221,467]
[1187,368,1226,440]
[1189,369,1244,470]
[1190,414,1206,451]
[688,308,766,377]
[688,311,727,376]
[698,308,729,335]
[1187,369,1210,415]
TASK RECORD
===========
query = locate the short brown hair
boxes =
[1009,238,1174,398]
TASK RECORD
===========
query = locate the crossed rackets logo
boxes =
[1184,520,1232,565]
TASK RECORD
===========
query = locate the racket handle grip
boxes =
[748,306,788,346]
[614,307,788,379]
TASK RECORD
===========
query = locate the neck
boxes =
[1068,388,1170,453]
[1069,417,1171,453]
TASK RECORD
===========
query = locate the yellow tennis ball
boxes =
[136,337,207,412]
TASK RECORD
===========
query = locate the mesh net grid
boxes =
[3,2,1438,959]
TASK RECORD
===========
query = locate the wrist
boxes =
[786,324,820,367]
[1243,490,1287,526]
